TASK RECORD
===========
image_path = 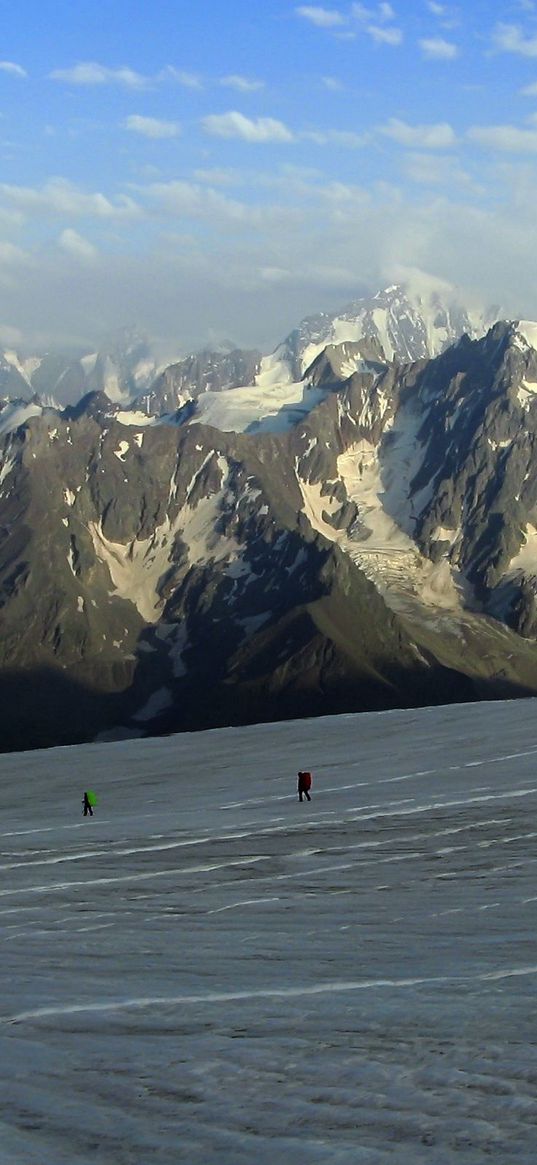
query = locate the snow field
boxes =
[1,699,537,1163]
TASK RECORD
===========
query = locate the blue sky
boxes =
[1,0,537,353]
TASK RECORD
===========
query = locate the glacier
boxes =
[1,698,537,1162]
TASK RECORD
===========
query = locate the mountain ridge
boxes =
[3,291,537,751]
[0,282,500,416]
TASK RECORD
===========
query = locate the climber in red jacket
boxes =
[297,771,312,802]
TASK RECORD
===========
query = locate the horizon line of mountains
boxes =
[3,282,537,753]
[0,282,499,415]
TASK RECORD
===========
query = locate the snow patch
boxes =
[488,438,512,450]
[297,441,462,611]
[517,380,537,411]
[508,523,537,575]
[116,411,157,427]
[88,455,248,622]
[89,516,180,624]
[0,402,42,436]
[372,307,395,361]
[3,349,33,386]
[255,349,294,388]
[67,547,77,578]
[431,525,460,545]
[80,352,98,374]
[338,443,461,609]
[514,321,537,352]
[2,700,537,1164]
[189,381,329,435]
[114,441,130,462]
[0,456,15,486]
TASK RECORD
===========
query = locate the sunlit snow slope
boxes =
[2,699,537,1164]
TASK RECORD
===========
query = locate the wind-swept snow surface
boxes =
[2,700,537,1163]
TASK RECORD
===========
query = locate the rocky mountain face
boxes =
[136,347,262,418]
[2,312,537,752]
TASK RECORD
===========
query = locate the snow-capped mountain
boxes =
[0,283,499,423]
[0,327,165,410]
[0,348,38,399]
[3,311,537,751]
[253,282,499,385]
[130,283,500,419]
[136,347,262,418]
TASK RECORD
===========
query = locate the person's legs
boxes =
[305,790,311,801]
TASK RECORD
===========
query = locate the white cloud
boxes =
[220,74,265,92]
[0,242,30,265]
[0,206,24,227]
[520,80,537,95]
[351,3,402,44]
[319,180,370,205]
[143,178,297,232]
[259,260,358,287]
[295,6,345,27]
[160,67,203,89]
[419,37,459,59]
[367,24,402,44]
[49,62,149,88]
[255,164,325,198]
[202,111,294,143]
[124,115,181,139]
[404,151,474,189]
[492,23,537,57]
[322,75,344,90]
[0,61,27,78]
[200,115,366,149]
[380,118,457,148]
[0,178,139,219]
[352,2,388,18]
[468,123,537,152]
[302,129,368,147]
[193,168,237,185]
[425,1,460,29]
[0,322,23,345]
[50,61,204,90]
[59,229,97,262]
[259,266,294,283]
[3,170,537,359]
[145,179,209,214]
